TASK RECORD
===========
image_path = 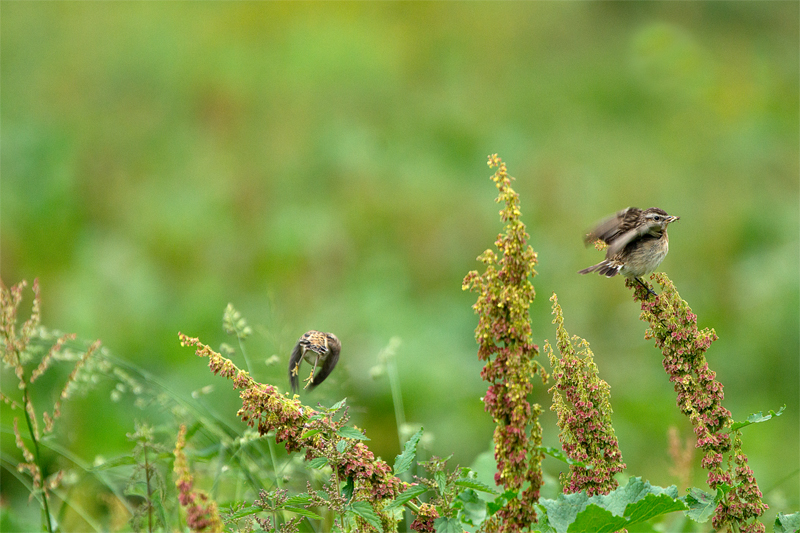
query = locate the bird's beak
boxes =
[668,216,680,223]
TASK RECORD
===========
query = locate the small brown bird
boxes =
[578,207,679,294]
[289,330,341,394]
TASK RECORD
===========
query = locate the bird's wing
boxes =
[288,340,304,394]
[606,222,653,257]
[309,346,339,390]
[585,207,639,245]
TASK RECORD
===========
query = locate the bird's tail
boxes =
[578,260,622,278]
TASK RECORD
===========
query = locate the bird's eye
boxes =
[653,215,662,221]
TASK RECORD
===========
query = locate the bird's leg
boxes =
[303,355,321,390]
[634,276,657,297]
[291,362,301,377]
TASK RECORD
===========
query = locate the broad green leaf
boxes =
[539,478,685,533]
[624,492,686,526]
[683,488,716,523]
[434,516,463,533]
[337,426,370,441]
[568,504,627,533]
[284,506,323,520]
[349,501,384,533]
[307,457,329,469]
[731,405,785,431]
[775,511,800,533]
[454,478,498,495]
[386,484,428,510]
[456,489,487,526]
[394,427,423,476]
[337,440,349,453]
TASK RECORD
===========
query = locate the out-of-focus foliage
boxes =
[2,2,797,527]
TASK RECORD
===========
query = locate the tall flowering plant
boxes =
[462,154,548,532]
[545,294,625,496]
[631,274,768,533]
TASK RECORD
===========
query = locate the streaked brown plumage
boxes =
[289,330,341,394]
[578,207,679,294]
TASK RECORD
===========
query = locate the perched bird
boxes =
[289,330,341,394]
[578,207,679,294]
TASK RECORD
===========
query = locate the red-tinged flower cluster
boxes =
[546,294,625,496]
[174,425,223,533]
[410,502,439,532]
[462,155,548,532]
[631,274,767,532]
[179,333,402,527]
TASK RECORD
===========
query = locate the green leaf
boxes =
[284,494,312,507]
[349,501,384,533]
[328,398,348,412]
[434,516,463,533]
[336,426,370,441]
[394,427,423,476]
[454,478,498,495]
[683,488,717,523]
[307,457,329,469]
[284,506,323,520]
[730,405,785,431]
[90,455,137,470]
[336,440,349,453]
[456,489,487,526]
[225,505,265,521]
[538,446,594,470]
[342,476,355,501]
[434,471,447,496]
[301,429,321,439]
[386,484,428,510]
[487,490,517,515]
[539,478,685,533]
[775,511,800,533]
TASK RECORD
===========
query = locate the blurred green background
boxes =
[2,1,798,526]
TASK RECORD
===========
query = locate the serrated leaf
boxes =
[328,398,347,412]
[434,471,447,496]
[225,505,264,521]
[284,506,323,520]
[394,427,423,476]
[337,440,349,453]
[386,484,428,510]
[337,426,370,441]
[731,405,785,431]
[349,501,384,533]
[434,516,463,533]
[284,494,312,507]
[684,488,716,523]
[454,478,498,495]
[539,477,685,533]
[774,511,800,533]
[307,457,329,469]
[307,412,326,422]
